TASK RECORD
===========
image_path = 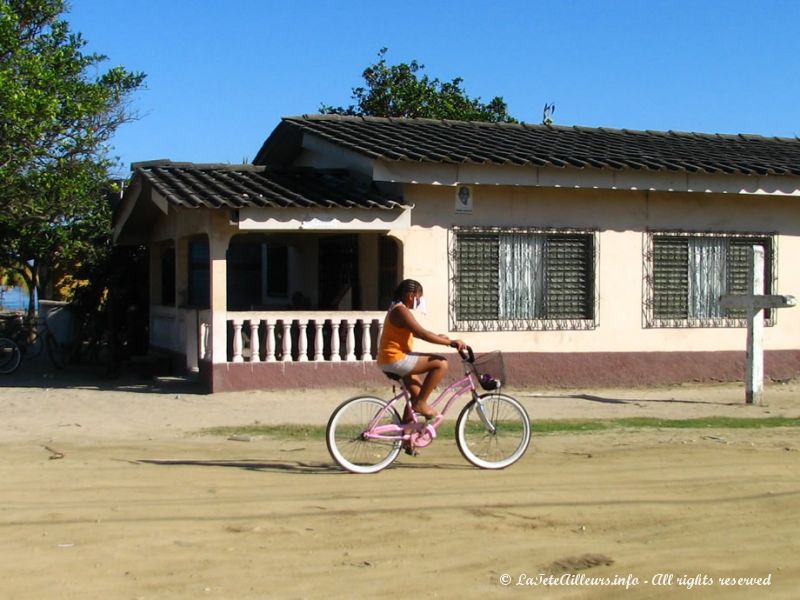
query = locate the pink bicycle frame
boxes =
[364,371,478,443]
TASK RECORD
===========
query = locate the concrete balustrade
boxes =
[219,311,385,363]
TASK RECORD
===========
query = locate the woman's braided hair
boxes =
[390,279,423,304]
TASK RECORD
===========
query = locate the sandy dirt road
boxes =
[1,365,799,599]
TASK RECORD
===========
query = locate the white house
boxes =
[113,115,800,392]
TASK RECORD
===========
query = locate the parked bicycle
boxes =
[43,307,114,372]
[0,307,113,374]
[0,314,46,374]
[326,347,531,473]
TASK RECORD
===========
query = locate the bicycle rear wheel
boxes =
[326,396,402,474]
[456,393,531,469]
[0,337,22,374]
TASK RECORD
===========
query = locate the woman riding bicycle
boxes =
[377,279,466,420]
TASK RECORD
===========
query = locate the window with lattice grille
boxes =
[449,228,596,331]
[647,232,774,327]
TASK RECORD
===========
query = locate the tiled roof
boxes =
[132,161,407,210]
[257,114,800,177]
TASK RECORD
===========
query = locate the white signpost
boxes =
[719,246,796,405]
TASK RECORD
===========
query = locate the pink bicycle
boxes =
[326,348,531,474]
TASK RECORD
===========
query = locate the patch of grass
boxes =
[603,416,800,430]
[533,420,611,433]
[198,424,326,440]
[195,416,800,440]
[534,416,800,433]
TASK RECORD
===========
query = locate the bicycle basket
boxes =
[472,351,505,391]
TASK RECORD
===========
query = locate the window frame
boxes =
[448,226,599,332]
[643,230,778,328]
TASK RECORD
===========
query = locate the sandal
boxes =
[401,440,418,456]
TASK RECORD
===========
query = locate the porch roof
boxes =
[131,161,408,210]
[254,114,800,177]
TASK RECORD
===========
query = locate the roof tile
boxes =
[134,162,407,211]
[260,115,800,177]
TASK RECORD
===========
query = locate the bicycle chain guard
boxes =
[409,424,437,448]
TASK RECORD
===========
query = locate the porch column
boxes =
[209,227,232,364]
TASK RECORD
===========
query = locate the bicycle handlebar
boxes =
[457,345,475,363]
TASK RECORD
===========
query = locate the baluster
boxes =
[298,321,308,362]
[313,321,324,362]
[330,320,341,361]
[280,321,291,362]
[232,320,244,363]
[360,319,371,361]
[249,320,261,362]
[265,321,275,362]
[199,322,208,361]
[345,320,356,361]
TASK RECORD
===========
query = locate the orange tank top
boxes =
[377,304,413,364]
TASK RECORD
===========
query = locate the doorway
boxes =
[318,235,361,309]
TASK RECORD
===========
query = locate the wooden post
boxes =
[746,246,764,404]
[719,246,796,405]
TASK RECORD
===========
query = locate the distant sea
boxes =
[0,286,36,312]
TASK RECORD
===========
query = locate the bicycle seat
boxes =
[384,372,402,382]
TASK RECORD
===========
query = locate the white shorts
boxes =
[378,353,421,377]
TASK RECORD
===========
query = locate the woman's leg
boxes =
[402,354,448,418]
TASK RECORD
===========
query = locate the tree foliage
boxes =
[0,0,145,315]
[320,48,516,123]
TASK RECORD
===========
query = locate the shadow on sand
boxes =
[0,356,206,396]
[529,392,740,407]
[136,457,472,475]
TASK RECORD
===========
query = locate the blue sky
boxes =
[66,0,800,175]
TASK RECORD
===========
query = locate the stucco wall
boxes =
[399,184,800,356]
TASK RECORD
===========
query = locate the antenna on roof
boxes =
[543,103,556,125]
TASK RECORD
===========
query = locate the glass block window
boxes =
[449,227,597,331]
[646,232,775,327]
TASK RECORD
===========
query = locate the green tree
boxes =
[0,158,111,308]
[321,48,516,123]
[0,0,145,317]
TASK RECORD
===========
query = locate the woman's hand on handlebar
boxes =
[448,338,467,352]
[449,340,475,363]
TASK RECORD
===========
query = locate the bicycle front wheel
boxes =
[0,337,22,374]
[326,396,402,474]
[456,393,531,469]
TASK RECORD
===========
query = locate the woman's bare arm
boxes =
[389,304,464,349]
